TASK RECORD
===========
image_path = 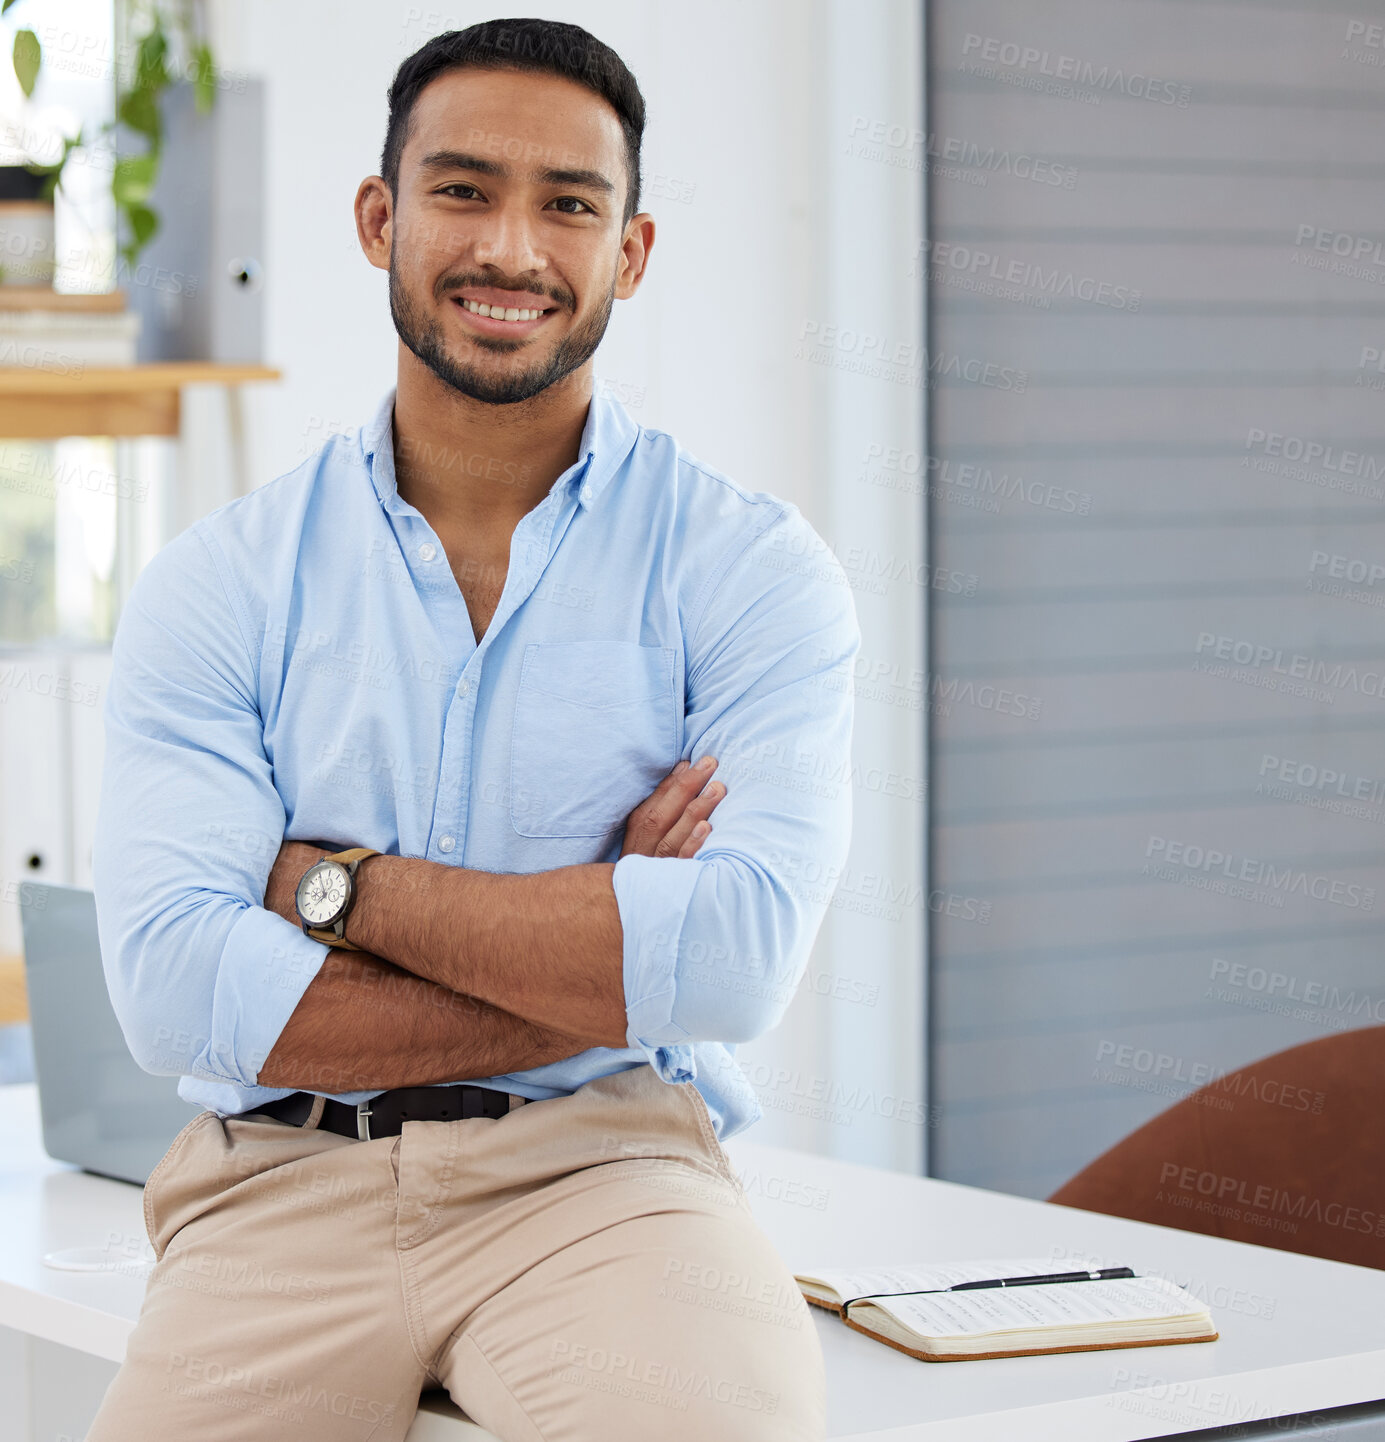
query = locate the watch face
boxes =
[297,860,350,927]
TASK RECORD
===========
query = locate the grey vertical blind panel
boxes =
[928,0,1385,1197]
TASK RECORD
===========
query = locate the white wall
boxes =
[203,0,929,1168]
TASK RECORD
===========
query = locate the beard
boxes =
[389,264,615,406]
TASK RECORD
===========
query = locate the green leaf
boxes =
[123,201,159,260]
[117,86,160,140]
[135,23,168,87]
[2,0,23,16]
[112,154,157,206]
[12,27,40,97]
[191,42,215,113]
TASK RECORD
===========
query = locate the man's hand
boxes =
[621,754,725,859]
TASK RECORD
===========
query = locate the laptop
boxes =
[21,883,200,1185]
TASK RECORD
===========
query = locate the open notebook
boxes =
[796,1258,1219,1362]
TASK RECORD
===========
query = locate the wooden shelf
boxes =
[0,362,281,438]
[0,362,280,393]
[0,286,130,313]
[0,954,27,1027]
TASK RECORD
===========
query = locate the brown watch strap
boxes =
[305,847,381,950]
[325,847,381,867]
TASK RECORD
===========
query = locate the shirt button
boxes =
[419,542,437,562]
[438,835,455,853]
[580,485,593,503]
[456,677,471,698]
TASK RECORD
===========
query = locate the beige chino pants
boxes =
[86,1063,827,1441]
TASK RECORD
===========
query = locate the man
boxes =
[89,17,858,1441]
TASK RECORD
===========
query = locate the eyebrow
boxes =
[416,149,616,195]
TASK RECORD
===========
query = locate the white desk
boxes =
[1,1082,1383,1441]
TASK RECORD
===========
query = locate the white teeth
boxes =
[461,299,543,322]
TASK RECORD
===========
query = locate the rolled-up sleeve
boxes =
[91,525,329,1086]
[613,506,861,1082]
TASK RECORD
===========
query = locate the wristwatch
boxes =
[294,847,380,950]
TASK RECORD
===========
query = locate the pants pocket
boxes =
[142,1109,219,1259]
[678,1080,745,1195]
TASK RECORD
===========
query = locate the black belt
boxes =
[245,1084,527,1141]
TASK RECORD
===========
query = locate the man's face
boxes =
[383,67,637,406]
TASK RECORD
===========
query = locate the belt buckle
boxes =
[357,1101,373,1142]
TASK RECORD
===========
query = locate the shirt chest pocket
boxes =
[510,641,680,838]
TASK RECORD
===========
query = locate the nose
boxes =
[471,203,546,279]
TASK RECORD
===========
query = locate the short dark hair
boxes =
[381,18,646,226]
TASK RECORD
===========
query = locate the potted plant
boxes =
[3,0,218,279]
[0,160,55,285]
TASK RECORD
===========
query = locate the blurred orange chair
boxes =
[1049,1027,1385,1269]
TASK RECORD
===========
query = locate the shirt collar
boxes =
[361,379,639,513]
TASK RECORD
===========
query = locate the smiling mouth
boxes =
[455,297,553,324]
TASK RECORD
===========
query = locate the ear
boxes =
[355,176,393,273]
[614,213,655,300]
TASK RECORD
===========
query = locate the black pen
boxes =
[952,1267,1135,1291]
[839,1267,1138,1309]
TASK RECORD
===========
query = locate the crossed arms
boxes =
[256,760,726,1093]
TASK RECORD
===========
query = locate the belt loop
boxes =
[301,1095,327,1132]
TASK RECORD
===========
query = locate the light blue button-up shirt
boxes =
[91,383,859,1138]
